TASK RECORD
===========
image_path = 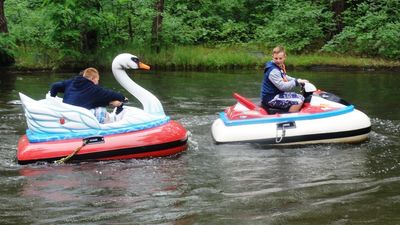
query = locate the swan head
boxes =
[112,53,150,71]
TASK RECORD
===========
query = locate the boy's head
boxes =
[272,46,286,67]
[83,67,99,85]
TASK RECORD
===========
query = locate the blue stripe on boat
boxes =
[220,105,354,126]
[26,117,170,143]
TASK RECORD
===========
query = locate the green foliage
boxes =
[163,0,262,44]
[6,1,55,48]
[255,0,334,53]
[3,0,400,68]
[41,0,104,63]
[322,0,400,59]
[0,33,15,56]
[375,23,400,59]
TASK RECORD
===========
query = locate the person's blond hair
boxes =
[272,46,286,56]
[82,67,99,80]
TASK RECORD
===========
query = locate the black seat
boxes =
[265,107,289,115]
[260,103,290,115]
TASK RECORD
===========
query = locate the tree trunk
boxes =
[331,0,346,35]
[0,0,15,67]
[151,0,164,53]
[128,16,133,41]
[81,1,101,53]
[128,1,133,41]
[82,30,98,53]
[0,0,8,33]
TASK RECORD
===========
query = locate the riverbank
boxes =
[3,46,400,73]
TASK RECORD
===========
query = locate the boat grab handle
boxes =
[275,122,296,143]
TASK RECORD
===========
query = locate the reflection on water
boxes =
[0,70,399,224]
[17,159,192,224]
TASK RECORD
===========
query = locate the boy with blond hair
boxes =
[261,46,309,112]
[50,67,127,123]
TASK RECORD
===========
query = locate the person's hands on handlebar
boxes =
[109,100,123,107]
[297,79,309,85]
[109,97,128,107]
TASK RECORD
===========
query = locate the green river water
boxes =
[0,69,399,224]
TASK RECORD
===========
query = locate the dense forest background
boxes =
[0,0,399,69]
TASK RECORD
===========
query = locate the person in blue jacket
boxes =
[261,46,308,112]
[50,67,127,123]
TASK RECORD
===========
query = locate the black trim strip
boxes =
[216,126,371,145]
[18,137,188,165]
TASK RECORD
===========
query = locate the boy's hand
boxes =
[297,79,309,84]
[109,100,123,107]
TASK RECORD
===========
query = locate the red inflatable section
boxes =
[17,120,188,164]
[233,93,259,110]
[222,93,268,120]
[233,93,267,114]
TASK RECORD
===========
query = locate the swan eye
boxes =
[131,57,139,64]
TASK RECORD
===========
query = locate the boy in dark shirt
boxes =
[50,67,127,123]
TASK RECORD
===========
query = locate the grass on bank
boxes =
[10,45,400,71]
[287,53,400,69]
[95,45,261,70]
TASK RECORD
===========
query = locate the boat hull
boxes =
[212,109,371,145]
[18,120,188,164]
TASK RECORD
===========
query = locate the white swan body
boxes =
[112,53,165,116]
[19,53,169,142]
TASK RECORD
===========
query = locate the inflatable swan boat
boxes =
[212,83,371,145]
[17,53,188,164]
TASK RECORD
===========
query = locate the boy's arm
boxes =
[50,80,68,97]
[268,69,298,92]
[92,86,125,107]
